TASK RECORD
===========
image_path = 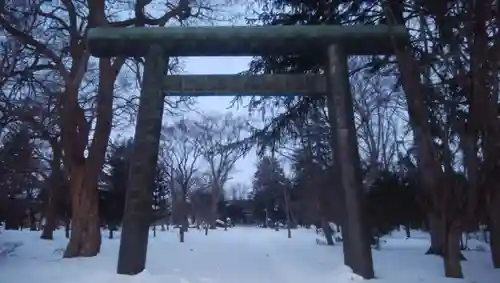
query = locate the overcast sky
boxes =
[119,1,264,189]
[183,56,257,187]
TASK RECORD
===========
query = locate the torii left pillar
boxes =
[117,45,166,275]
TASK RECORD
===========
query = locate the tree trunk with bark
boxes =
[64,166,101,257]
[41,159,63,240]
[384,1,450,265]
[426,214,444,255]
[322,219,334,246]
[283,186,292,239]
[180,201,187,243]
[489,192,500,268]
[40,185,57,240]
[180,227,185,242]
[491,224,500,268]
[443,221,463,278]
[405,224,411,238]
[210,184,220,229]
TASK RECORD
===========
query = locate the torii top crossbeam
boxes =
[87,25,407,58]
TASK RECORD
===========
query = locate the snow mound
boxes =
[0,241,23,258]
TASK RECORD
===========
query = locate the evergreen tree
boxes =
[101,138,133,238]
[0,126,39,230]
[251,156,291,226]
[151,161,170,233]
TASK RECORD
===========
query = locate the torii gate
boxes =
[87,25,407,278]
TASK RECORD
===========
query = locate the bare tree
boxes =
[0,0,221,258]
[228,182,250,200]
[350,57,407,183]
[189,183,212,233]
[161,119,203,242]
[195,113,247,228]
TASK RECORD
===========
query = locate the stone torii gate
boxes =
[87,25,407,278]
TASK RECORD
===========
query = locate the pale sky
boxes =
[125,1,263,189]
[183,56,257,187]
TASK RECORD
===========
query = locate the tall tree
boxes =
[0,124,41,230]
[161,119,203,242]
[151,160,170,236]
[101,138,133,239]
[252,156,290,227]
[242,0,500,277]
[195,113,247,228]
[0,0,213,257]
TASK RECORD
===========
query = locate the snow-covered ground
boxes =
[0,227,499,283]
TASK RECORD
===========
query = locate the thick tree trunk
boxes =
[63,167,100,258]
[28,208,37,231]
[384,1,446,262]
[322,219,334,246]
[5,217,18,230]
[491,223,500,268]
[210,186,219,229]
[426,214,444,255]
[490,192,500,268]
[41,212,56,240]
[41,184,58,240]
[443,222,463,278]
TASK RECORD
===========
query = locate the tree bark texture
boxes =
[325,44,374,279]
[62,54,118,257]
[117,45,166,275]
[443,221,463,278]
[490,192,500,268]
[322,219,334,246]
[426,214,444,255]
[64,166,101,257]
[210,184,220,229]
[40,182,57,240]
[384,4,452,272]
[491,224,500,268]
[41,152,64,240]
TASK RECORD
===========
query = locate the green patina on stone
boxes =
[87,25,407,57]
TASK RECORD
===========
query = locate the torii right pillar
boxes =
[326,45,373,279]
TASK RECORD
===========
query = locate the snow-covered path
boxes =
[0,227,499,283]
[144,228,353,283]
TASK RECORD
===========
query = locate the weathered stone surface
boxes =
[164,75,326,96]
[325,45,374,279]
[87,25,408,57]
[117,45,166,275]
